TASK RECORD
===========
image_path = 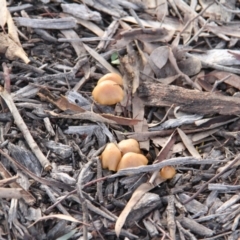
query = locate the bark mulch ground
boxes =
[1,0,240,239]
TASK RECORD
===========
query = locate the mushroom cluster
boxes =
[92,73,124,105]
[100,139,148,171]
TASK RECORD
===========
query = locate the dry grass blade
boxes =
[110,157,223,178]
[100,113,141,125]
[28,214,89,228]
[0,175,18,187]
[191,128,218,143]
[122,16,183,31]
[177,128,201,158]
[115,183,154,237]
[75,18,104,37]
[61,29,85,57]
[83,43,120,74]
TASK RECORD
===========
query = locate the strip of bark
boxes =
[138,82,240,115]
[0,162,36,205]
[0,188,25,199]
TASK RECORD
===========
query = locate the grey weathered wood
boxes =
[178,217,214,237]
[8,143,42,176]
[44,141,73,159]
[14,17,76,29]
[138,82,240,115]
[126,193,162,226]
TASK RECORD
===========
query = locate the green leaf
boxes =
[111,52,118,62]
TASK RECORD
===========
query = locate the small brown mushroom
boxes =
[101,143,121,171]
[92,80,124,105]
[118,138,141,155]
[97,73,123,86]
[159,166,176,179]
[117,152,148,171]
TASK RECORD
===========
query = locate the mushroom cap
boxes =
[118,138,141,155]
[92,80,124,105]
[101,143,121,171]
[159,166,176,179]
[117,152,148,171]
[98,73,123,86]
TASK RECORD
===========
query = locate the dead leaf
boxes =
[154,130,177,164]
[120,28,175,43]
[178,56,202,76]
[195,116,237,128]
[28,214,88,228]
[150,46,169,69]
[155,74,181,85]
[181,13,194,44]
[135,40,148,66]
[7,11,21,46]
[199,0,234,22]
[210,70,240,91]
[152,137,185,153]
[122,16,183,32]
[38,88,140,125]
[191,129,218,143]
[37,88,86,113]
[100,113,141,126]
[0,4,30,63]
[61,3,102,22]
[177,128,201,158]
[132,94,149,150]
[115,183,154,237]
[149,130,177,184]
[0,0,8,29]
[0,32,30,63]
[190,49,240,66]
[196,71,213,92]
[127,44,140,93]
[75,18,104,37]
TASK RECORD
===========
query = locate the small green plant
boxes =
[111,52,120,65]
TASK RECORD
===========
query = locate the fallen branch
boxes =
[138,81,240,115]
